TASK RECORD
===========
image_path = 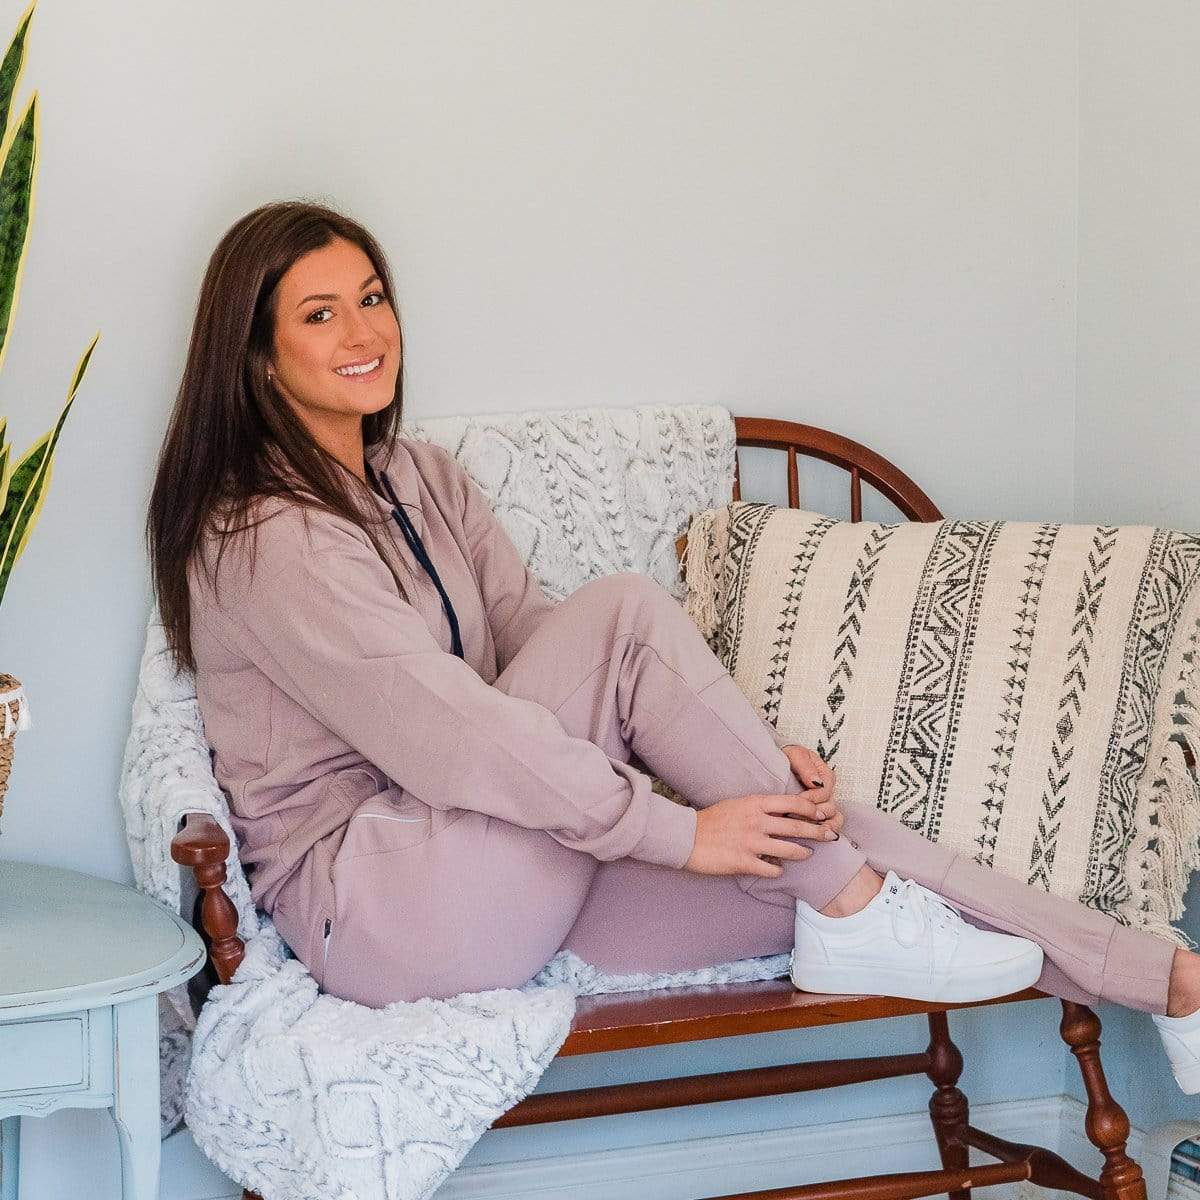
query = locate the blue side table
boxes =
[0,860,205,1199]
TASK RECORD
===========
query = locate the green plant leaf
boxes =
[0,430,9,518]
[0,332,97,607]
[0,3,33,151]
[0,92,36,375]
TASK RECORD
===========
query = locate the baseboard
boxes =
[159,1093,1180,1200]
[438,1094,1096,1200]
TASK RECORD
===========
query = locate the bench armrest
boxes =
[171,811,229,865]
[171,811,247,986]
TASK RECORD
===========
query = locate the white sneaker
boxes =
[1152,1008,1200,1094]
[790,870,1044,1003]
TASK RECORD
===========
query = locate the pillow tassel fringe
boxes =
[1126,617,1200,949]
[682,509,721,646]
[1150,741,1200,949]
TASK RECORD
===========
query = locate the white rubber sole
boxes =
[788,945,1044,1004]
[1169,1057,1200,1095]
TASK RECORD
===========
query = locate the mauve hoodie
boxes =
[186,435,741,914]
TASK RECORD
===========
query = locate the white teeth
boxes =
[335,356,381,376]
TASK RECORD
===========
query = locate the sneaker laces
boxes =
[880,877,964,950]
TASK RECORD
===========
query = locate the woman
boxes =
[147,200,1200,1094]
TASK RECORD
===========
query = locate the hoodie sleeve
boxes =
[204,504,697,870]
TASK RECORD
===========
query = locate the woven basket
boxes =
[0,673,29,827]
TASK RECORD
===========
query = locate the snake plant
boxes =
[0,0,99,610]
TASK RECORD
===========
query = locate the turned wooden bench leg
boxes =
[926,1011,971,1200]
[1060,1001,1147,1200]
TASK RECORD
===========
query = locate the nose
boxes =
[341,303,377,349]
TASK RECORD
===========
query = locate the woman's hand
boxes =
[781,743,844,837]
[684,791,842,878]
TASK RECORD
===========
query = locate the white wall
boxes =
[0,1,1132,1195]
[1072,0,1200,1136]
[1,0,1082,867]
[1076,2,1200,534]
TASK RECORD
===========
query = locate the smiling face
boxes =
[268,236,401,468]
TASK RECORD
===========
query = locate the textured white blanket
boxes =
[186,927,786,1200]
[118,403,791,1200]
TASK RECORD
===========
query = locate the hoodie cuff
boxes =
[630,793,699,870]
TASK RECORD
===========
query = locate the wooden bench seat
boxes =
[555,978,1044,1057]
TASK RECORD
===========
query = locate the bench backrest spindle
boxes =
[730,416,941,522]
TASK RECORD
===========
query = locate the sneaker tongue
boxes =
[866,871,905,912]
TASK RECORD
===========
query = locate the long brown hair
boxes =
[147,200,411,676]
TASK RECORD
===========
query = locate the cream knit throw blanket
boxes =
[684,501,1200,946]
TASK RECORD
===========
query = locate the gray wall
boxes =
[1073,0,1200,1132]
[3,1,1190,1195]
[1077,2,1200,533]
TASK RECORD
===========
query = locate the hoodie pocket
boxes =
[334,793,434,865]
[321,915,333,976]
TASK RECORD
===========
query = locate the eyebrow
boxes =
[296,274,380,308]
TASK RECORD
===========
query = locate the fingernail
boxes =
[824,829,836,839]
[810,779,824,788]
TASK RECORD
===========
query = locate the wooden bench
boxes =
[173,416,1150,1200]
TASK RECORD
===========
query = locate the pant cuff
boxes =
[1100,921,1177,1015]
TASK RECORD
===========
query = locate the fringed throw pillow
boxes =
[682,501,1200,945]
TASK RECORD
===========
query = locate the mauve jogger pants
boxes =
[304,572,1175,1012]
